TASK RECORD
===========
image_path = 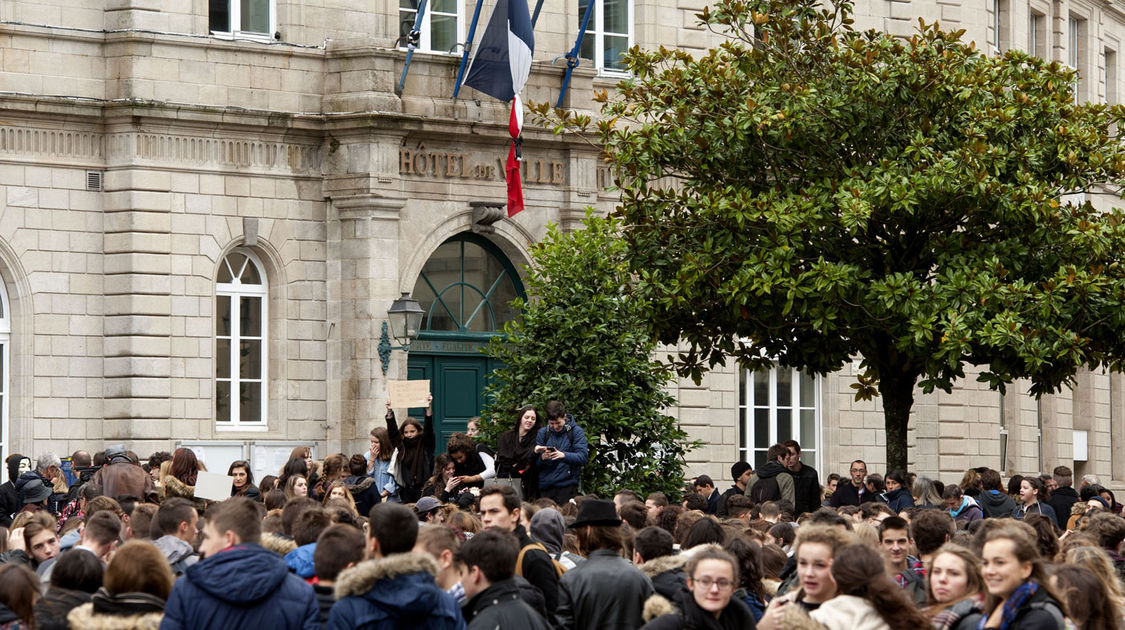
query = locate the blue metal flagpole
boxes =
[452,0,487,99]
[555,0,594,108]
[397,0,430,95]
[530,0,545,27]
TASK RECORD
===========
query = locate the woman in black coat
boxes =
[385,394,434,504]
[641,545,755,630]
[495,406,540,498]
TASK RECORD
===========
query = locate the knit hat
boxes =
[731,461,753,480]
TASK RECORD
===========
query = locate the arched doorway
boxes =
[407,233,526,448]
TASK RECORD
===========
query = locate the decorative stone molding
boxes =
[470,201,506,234]
[0,127,104,160]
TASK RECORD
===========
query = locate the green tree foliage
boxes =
[537,0,1125,470]
[481,214,696,498]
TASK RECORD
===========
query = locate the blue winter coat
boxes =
[534,415,589,490]
[327,552,465,630]
[159,544,319,630]
[286,542,317,579]
[880,487,916,513]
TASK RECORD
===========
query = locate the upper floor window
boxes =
[216,251,268,430]
[400,0,462,53]
[578,0,632,72]
[210,0,274,37]
[739,366,820,470]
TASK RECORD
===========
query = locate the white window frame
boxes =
[210,0,277,41]
[399,0,465,54]
[578,0,634,74]
[738,366,821,472]
[1070,15,1086,104]
[215,251,269,432]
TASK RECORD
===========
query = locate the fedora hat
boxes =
[22,478,52,504]
[568,499,622,528]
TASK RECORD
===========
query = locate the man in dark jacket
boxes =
[312,525,365,627]
[746,443,795,506]
[160,497,319,630]
[479,485,560,615]
[1047,465,1079,529]
[633,526,686,601]
[692,476,720,514]
[717,461,752,518]
[16,453,66,514]
[327,502,464,630]
[828,459,879,507]
[979,468,1016,518]
[459,529,551,630]
[0,453,30,527]
[784,440,821,516]
[556,499,654,630]
[534,400,589,505]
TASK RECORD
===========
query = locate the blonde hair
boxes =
[1063,545,1125,610]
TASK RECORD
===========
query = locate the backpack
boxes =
[749,476,781,503]
[516,542,567,578]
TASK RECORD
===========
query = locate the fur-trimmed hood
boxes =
[643,593,677,622]
[259,532,297,556]
[639,553,688,578]
[334,552,440,599]
[67,603,162,630]
[161,474,194,499]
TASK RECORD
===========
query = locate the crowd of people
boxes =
[0,396,1121,630]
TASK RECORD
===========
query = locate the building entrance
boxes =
[406,233,525,449]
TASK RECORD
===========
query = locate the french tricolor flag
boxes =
[462,0,534,217]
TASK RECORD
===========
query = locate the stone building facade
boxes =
[0,0,1121,491]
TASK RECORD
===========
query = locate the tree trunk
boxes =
[878,369,917,472]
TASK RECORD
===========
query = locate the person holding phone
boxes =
[533,400,588,506]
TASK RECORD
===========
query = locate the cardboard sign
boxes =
[388,379,431,408]
[193,470,233,501]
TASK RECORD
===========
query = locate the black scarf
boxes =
[400,434,427,488]
[91,588,165,616]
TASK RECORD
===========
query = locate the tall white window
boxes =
[209,0,274,37]
[578,0,632,72]
[1070,16,1087,104]
[216,251,268,430]
[1106,48,1118,105]
[739,367,820,470]
[400,0,462,53]
[1029,12,1046,58]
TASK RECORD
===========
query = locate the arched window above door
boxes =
[411,234,525,337]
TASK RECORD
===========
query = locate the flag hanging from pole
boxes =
[462,0,534,216]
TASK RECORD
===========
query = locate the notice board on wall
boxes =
[176,441,248,480]
[250,442,319,483]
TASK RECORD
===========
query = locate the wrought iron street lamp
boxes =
[379,292,424,375]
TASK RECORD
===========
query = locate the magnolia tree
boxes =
[481,214,696,498]
[535,0,1125,470]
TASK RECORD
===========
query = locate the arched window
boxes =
[215,251,267,429]
[411,234,524,336]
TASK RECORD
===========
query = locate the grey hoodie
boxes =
[152,535,198,575]
[529,507,585,570]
